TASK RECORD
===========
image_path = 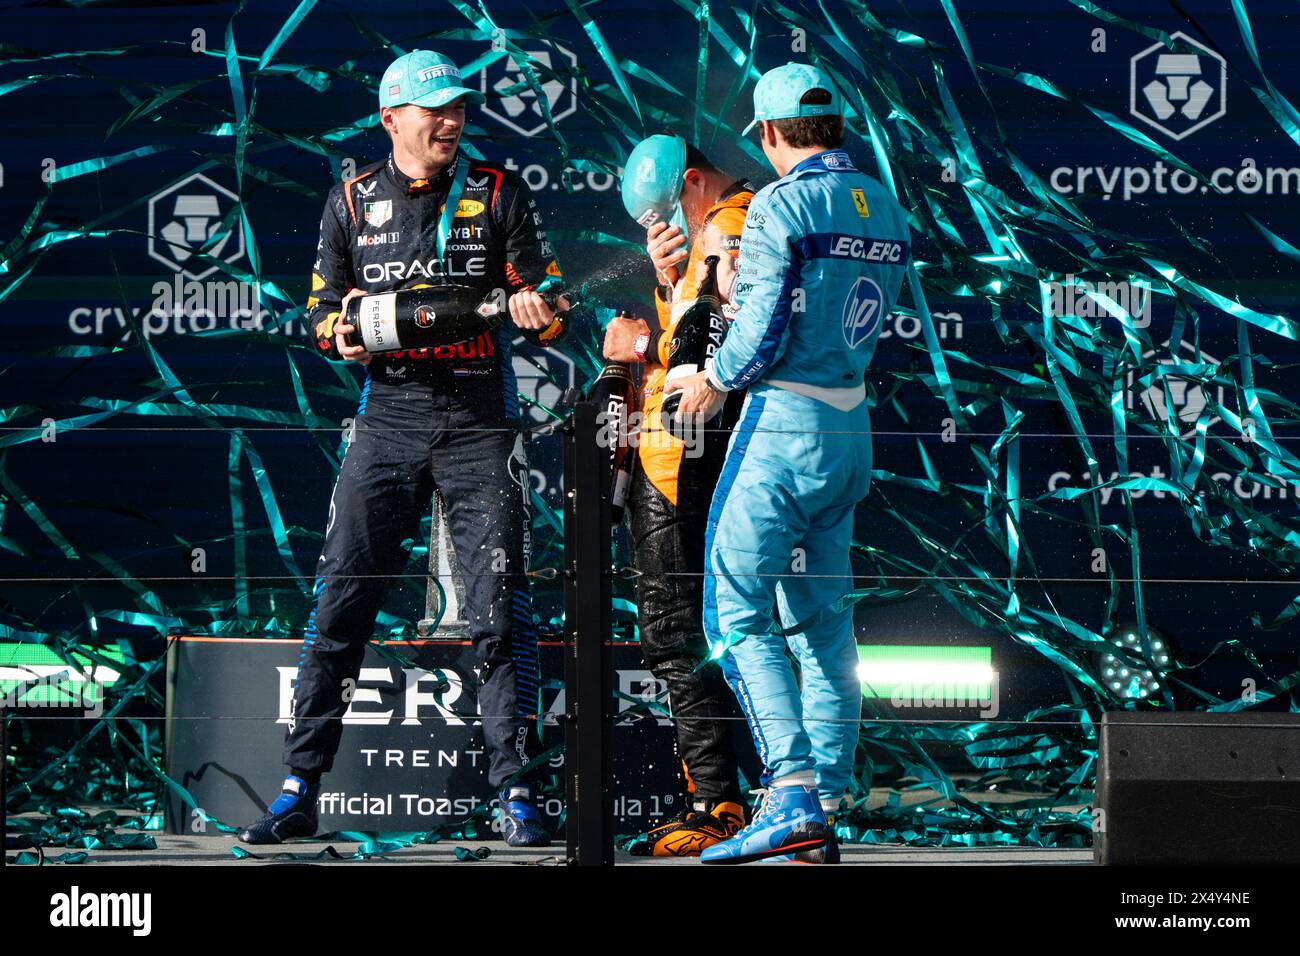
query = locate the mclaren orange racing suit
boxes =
[627,179,757,807]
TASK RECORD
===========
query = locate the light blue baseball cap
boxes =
[620,134,690,233]
[741,62,842,135]
[379,50,486,110]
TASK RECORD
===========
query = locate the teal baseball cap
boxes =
[741,62,842,135]
[620,134,689,232]
[379,50,486,109]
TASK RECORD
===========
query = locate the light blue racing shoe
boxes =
[760,800,844,864]
[699,785,829,865]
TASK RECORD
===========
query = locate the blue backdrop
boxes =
[3,0,1298,845]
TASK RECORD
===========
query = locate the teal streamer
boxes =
[257,0,320,70]
[562,0,644,131]
[1230,0,1300,147]
[6,0,1299,854]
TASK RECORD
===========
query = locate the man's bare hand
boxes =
[602,315,650,363]
[647,221,687,285]
[665,370,727,419]
[509,289,570,331]
[336,288,372,365]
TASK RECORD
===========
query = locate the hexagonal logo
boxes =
[1125,339,1227,441]
[1130,32,1226,140]
[512,335,575,426]
[147,172,246,280]
[479,44,577,137]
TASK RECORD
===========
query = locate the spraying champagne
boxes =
[341,284,569,353]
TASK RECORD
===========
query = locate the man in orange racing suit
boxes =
[603,134,758,856]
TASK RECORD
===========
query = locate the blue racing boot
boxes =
[237,774,319,845]
[759,797,844,864]
[759,818,841,863]
[497,786,552,848]
[699,784,829,865]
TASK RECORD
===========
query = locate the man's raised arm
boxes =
[706,192,796,393]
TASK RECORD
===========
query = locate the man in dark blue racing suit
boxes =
[238,50,570,848]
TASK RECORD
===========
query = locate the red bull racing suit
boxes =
[288,151,567,789]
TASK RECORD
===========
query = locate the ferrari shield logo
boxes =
[850,187,870,218]
[364,200,393,228]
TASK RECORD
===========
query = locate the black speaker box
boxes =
[1096,710,1300,865]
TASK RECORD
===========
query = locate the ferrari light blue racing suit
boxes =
[703,148,911,806]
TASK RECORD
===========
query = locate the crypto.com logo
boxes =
[1125,340,1226,441]
[513,336,575,427]
[1129,32,1226,140]
[479,44,577,137]
[147,173,246,280]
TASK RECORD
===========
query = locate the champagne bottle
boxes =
[659,255,727,439]
[341,285,568,353]
[588,314,639,523]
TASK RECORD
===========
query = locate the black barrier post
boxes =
[563,401,614,865]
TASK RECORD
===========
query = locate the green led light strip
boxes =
[0,642,126,702]
[856,644,993,700]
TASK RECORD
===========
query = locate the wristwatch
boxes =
[632,331,651,362]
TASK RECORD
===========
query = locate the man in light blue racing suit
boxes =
[667,62,911,864]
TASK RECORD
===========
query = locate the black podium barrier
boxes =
[1095,711,1300,865]
[563,401,615,866]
